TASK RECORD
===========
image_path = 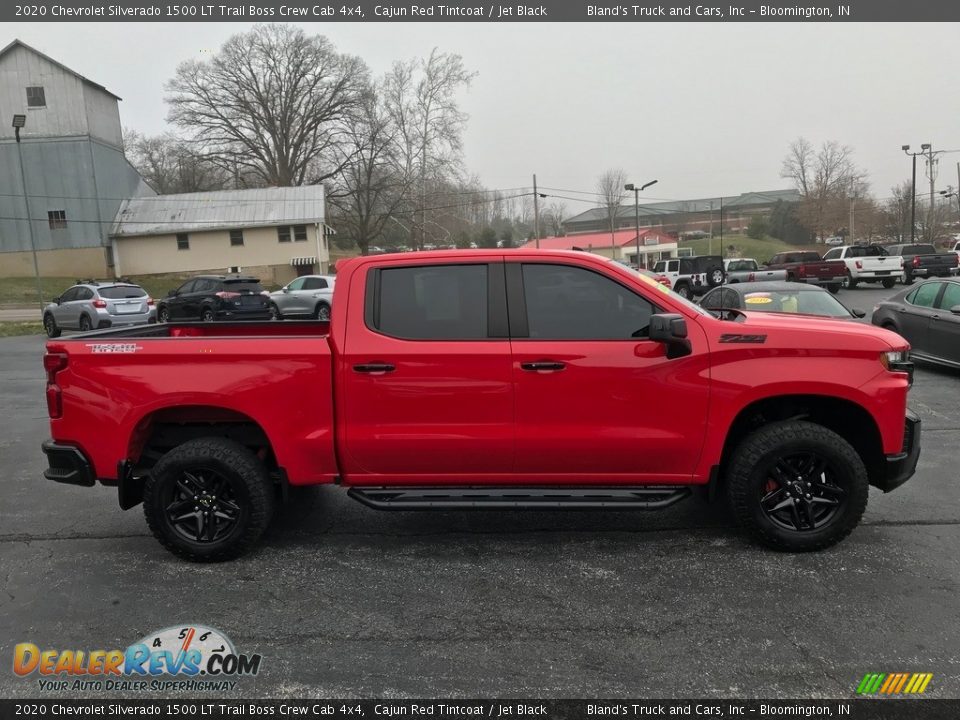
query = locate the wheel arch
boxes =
[717,394,884,488]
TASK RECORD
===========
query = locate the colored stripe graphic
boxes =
[856,672,932,694]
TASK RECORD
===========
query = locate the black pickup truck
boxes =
[885,243,959,284]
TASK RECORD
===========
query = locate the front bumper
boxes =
[42,440,95,487]
[873,410,921,493]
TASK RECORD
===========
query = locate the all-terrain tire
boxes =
[727,420,869,552]
[143,437,275,562]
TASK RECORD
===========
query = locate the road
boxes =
[1,283,958,699]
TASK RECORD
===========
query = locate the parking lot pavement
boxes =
[1,287,958,699]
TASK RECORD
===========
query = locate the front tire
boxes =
[201,308,215,322]
[726,420,868,552]
[43,314,62,338]
[143,437,275,562]
[269,303,281,321]
[675,282,692,300]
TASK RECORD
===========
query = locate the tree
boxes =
[881,181,914,243]
[768,200,813,245]
[746,215,769,240]
[124,130,227,194]
[383,49,476,249]
[780,138,865,241]
[328,85,410,255]
[499,228,515,248]
[596,168,627,245]
[166,24,370,187]
[478,227,498,248]
[543,201,567,237]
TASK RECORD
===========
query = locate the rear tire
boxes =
[827,284,841,295]
[314,302,331,321]
[842,272,858,290]
[143,437,275,562]
[269,303,281,321]
[726,420,868,552]
[881,278,896,289]
[43,314,61,338]
[79,315,92,332]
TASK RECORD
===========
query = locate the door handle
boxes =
[353,363,395,373]
[520,361,566,372]
[931,314,940,321]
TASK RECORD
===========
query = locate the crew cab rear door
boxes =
[506,259,710,482]
[339,259,515,482]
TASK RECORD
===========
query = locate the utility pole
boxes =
[12,115,44,311]
[533,174,540,249]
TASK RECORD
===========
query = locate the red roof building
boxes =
[520,229,677,267]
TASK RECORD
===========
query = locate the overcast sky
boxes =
[11,22,960,209]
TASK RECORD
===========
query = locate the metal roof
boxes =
[0,39,122,100]
[111,186,325,238]
[520,229,676,250]
[565,189,802,226]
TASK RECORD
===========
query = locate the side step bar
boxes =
[347,486,691,510]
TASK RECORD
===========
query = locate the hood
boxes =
[717,311,907,350]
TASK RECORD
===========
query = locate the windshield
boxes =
[223,281,265,293]
[742,290,851,318]
[605,257,711,316]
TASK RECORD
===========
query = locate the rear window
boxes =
[223,281,265,293]
[846,245,887,257]
[726,260,757,271]
[797,252,822,262]
[98,285,147,299]
[902,245,936,254]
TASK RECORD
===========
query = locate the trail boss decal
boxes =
[85,343,143,353]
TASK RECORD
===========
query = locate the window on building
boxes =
[372,265,488,340]
[278,226,291,243]
[47,210,67,229]
[26,86,46,108]
[176,233,190,250]
[293,225,308,242]
[229,230,244,246]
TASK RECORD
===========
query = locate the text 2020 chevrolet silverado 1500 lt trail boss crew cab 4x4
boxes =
[41,250,920,561]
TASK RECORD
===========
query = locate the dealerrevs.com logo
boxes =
[13,625,262,692]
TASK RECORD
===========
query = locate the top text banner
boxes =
[7,0,960,22]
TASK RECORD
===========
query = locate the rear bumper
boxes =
[42,440,95,487]
[872,410,921,493]
[803,276,846,286]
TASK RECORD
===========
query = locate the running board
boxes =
[347,486,691,510]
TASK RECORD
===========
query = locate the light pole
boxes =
[12,114,44,311]
[903,144,930,244]
[624,179,658,267]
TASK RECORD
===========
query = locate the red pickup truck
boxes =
[42,250,920,561]
[765,251,848,293]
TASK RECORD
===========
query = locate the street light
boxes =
[12,114,44,311]
[624,179,658,268]
[903,144,931,243]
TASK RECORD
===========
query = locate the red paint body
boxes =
[45,250,912,489]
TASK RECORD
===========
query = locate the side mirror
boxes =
[951,305,960,315]
[166,289,177,298]
[52,296,61,305]
[649,313,692,359]
[851,308,866,319]
[282,287,289,293]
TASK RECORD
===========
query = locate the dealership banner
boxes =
[4,700,960,719]
[5,0,960,22]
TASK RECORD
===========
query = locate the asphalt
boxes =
[0,284,958,700]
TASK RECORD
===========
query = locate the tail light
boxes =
[748,272,756,281]
[146,297,155,306]
[44,352,68,419]
[912,256,921,267]
[260,290,271,297]
[797,266,806,277]
[855,260,863,270]
[92,299,107,308]
[215,291,241,299]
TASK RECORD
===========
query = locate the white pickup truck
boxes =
[822,244,903,289]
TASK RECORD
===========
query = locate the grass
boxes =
[0,322,44,337]
[682,234,794,262]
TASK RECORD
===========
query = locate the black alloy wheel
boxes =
[201,308,215,322]
[757,452,846,532]
[158,307,170,323]
[161,467,243,544]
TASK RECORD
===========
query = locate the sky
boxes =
[10,22,960,213]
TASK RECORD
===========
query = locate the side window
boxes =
[287,277,306,291]
[769,255,782,265]
[668,260,679,272]
[178,280,198,294]
[197,279,218,293]
[60,287,80,303]
[937,282,960,310]
[907,282,942,308]
[521,263,656,340]
[76,288,94,301]
[303,277,328,290]
[374,265,488,340]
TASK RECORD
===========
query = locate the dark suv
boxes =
[157,275,271,323]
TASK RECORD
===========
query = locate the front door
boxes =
[507,260,709,483]
[899,281,943,353]
[930,281,960,364]
[340,260,515,482]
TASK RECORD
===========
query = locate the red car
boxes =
[42,250,919,561]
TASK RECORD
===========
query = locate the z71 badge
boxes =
[85,343,143,353]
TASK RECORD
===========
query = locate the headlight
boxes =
[880,350,909,369]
